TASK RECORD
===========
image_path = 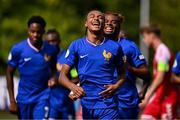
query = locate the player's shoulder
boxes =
[120,38,138,47]
[44,41,58,54]
[105,38,120,48]
[157,44,170,55]
[11,39,27,51]
[176,51,180,59]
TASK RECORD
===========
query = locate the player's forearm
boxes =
[171,73,180,84]
[6,66,15,102]
[116,65,126,88]
[59,73,76,91]
[128,64,149,80]
[145,72,164,100]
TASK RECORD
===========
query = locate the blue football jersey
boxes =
[64,37,124,109]
[172,51,180,75]
[117,38,147,108]
[8,38,57,103]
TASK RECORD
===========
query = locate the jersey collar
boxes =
[27,38,44,52]
[86,37,106,46]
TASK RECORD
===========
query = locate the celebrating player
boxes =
[59,10,126,119]
[45,29,76,119]
[140,24,178,119]
[6,16,57,119]
[104,12,150,119]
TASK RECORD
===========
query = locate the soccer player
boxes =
[59,10,126,119]
[45,29,76,119]
[6,16,57,119]
[140,24,178,119]
[104,12,150,119]
[171,51,180,84]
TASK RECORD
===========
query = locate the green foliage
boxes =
[0,0,179,74]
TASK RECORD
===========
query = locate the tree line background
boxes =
[0,0,180,74]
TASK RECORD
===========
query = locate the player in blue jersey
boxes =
[45,29,76,119]
[59,10,126,119]
[6,16,58,119]
[104,12,150,119]
[171,51,180,84]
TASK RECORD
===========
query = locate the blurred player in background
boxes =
[59,10,126,119]
[45,29,76,119]
[140,24,179,119]
[104,12,150,119]
[6,16,58,119]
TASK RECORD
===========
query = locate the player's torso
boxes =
[153,44,176,99]
[76,38,118,84]
[117,38,140,107]
[18,40,54,78]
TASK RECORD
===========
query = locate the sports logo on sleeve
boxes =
[103,50,112,62]
[8,52,12,61]
[44,54,51,61]
[173,60,177,68]
[139,55,145,60]
[65,49,70,58]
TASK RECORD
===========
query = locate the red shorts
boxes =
[141,91,178,119]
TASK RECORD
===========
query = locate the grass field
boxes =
[0,111,17,119]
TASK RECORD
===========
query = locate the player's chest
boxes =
[77,47,115,64]
[19,48,52,66]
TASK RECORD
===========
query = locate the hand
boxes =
[139,98,148,109]
[99,84,119,98]
[69,91,78,101]
[9,101,18,114]
[48,77,57,87]
[139,90,145,103]
[70,84,85,99]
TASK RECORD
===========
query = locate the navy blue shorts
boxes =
[118,107,139,119]
[17,100,49,119]
[49,106,75,119]
[82,107,119,120]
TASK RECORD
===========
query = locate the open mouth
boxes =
[92,21,100,27]
[105,26,114,32]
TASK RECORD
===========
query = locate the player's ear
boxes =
[85,21,88,27]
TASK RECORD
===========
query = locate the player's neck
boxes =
[87,30,104,45]
[105,34,119,41]
[29,39,43,50]
[153,38,162,50]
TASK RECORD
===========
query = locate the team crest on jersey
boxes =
[44,54,51,61]
[103,50,112,62]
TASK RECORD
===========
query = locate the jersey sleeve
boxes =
[172,52,180,74]
[7,45,20,68]
[64,41,78,67]
[115,45,125,67]
[130,42,147,67]
[156,48,170,72]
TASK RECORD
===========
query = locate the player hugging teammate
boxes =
[6,10,179,120]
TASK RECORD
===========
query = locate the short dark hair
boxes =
[140,24,161,37]
[105,12,124,24]
[46,28,60,38]
[27,16,46,28]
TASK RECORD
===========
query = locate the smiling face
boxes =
[28,23,44,44]
[85,10,105,33]
[104,14,120,35]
